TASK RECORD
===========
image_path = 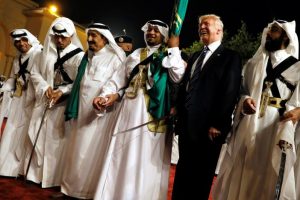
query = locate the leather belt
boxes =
[268,97,285,109]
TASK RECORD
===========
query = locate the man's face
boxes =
[87,30,107,52]
[198,17,222,45]
[145,25,163,46]
[14,37,31,54]
[53,34,72,50]
[265,24,287,52]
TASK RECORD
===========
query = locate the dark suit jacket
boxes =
[176,44,242,144]
[172,44,242,200]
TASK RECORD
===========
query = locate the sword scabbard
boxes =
[259,92,269,118]
[259,81,273,118]
[274,150,286,200]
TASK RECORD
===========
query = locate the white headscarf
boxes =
[86,22,126,61]
[141,19,169,44]
[10,29,42,53]
[43,17,83,58]
[37,17,83,85]
[258,20,299,59]
[49,19,74,38]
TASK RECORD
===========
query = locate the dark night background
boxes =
[33,0,299,49]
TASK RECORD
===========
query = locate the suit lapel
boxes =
[200,44,224,72]
[183,51,202,83]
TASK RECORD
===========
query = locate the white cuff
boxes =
[162,47,182,69]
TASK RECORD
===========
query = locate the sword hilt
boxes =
[259,81,273,118]
[280,140,292,152]
[45,99,54,109]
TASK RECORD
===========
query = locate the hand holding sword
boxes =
[45,86,63,105]
[93,94,120,111]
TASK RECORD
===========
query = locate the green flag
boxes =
[170,0,189,36]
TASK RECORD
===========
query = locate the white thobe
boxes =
[94,46,185,200]
[61,45,124,199]
[213,50,300,200]
[24,43,84,188]
[0,47,41,177]
[294,124,300,199]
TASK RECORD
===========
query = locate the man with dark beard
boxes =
[213,20,300,200]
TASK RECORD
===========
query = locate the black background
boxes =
[33,0,299,49]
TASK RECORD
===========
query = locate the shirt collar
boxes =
[207,40,221,53]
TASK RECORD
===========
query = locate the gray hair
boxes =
[199,14,224,38]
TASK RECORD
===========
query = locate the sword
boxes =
[274,141,291,200]
[24,99,53,181]
[113,115,169,136]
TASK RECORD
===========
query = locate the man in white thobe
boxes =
[61,22,126,199]
[213,20,300,200]
[93,19,185,200]
[0,29,42,177]
[24,17,84,188]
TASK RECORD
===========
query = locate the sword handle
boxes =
[45,99,54,108]
[259,92,269,118]
[259,81,273,118]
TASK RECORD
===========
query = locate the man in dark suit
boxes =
[172,14,242,199]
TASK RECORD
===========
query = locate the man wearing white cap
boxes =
[0,29,42,178]
[61,22,126,199]
[93,19,185,200]
[24,17,84,188]
[213,19,300,200]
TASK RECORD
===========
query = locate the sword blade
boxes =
[113,116,168,136]
[24,104,49,181]
[274,150,286,200]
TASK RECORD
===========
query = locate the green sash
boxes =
[148,47,170,119]
[64,52,88,121]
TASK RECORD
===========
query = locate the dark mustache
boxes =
[266,35,271,40]
[88,41,96,45]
